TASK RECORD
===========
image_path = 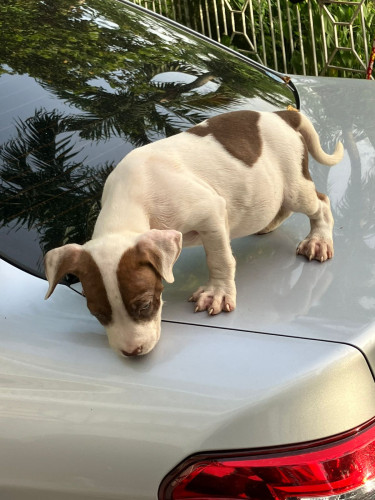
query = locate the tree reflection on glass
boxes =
[0,109,112,254]
[0,0,295,275]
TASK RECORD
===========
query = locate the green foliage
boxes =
[163,0,375,77]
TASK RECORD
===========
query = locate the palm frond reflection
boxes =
[0,109,111,253]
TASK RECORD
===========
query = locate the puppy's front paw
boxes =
[297,237,334,262]
[188,283,236,315]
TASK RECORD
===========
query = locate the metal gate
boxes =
[130,0,374,78]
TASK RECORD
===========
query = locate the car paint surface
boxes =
[1,259,375,500]
[162,76,375,373]
[0,1,375,499]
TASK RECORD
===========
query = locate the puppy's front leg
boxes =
[189,225,236,315]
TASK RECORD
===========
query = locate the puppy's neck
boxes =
[92,201,150,239]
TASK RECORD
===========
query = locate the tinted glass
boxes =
[0,0,297,279]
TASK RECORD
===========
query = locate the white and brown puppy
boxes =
[44,110,343,357]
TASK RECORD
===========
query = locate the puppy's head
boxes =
[44,229,182,357]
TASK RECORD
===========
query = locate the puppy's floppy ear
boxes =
[44,243,83,299]
[137,229,182,283]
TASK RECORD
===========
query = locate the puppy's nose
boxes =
[121,346,143,357]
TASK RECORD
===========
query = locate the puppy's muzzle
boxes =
[121,346,144,357]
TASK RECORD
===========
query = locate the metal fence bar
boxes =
[257,0,267,67]
[212,0,221,43]
[248,0,258,57]
[276,0,287,73]
[164,0,175,20]
[360,3,369,65]
[220,0,229,42]
[296,5,306,76]
[197,2,204,34]
[286,4,296,74]
[204,0,212,39]
[267,0,278,72]
[308,2,319,76]
[130,0,373,78]
[320,8,329,74]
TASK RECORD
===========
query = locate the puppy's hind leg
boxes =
[295,189,334,262]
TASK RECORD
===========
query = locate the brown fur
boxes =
[117,246,163,322]
[78,252,112,326]
[276,110,313,181]
[187,110,262,168]
[275,109,302,130]
[316,191,327,201]
[44,248,112,326]
[300,136,311,181]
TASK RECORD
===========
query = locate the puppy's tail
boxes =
[298,113,344,166]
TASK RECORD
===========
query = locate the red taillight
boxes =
[159,418,375,500]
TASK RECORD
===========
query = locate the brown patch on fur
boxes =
[276,110,310,181]
[316,191,328,202]
[275,110,301,130]
[300,136,311,181]
[117,246,164,323]
[78,252,112,326]
[45,248,112,325]
[187,111,262,167]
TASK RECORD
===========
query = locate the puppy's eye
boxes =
[132,299,153,319]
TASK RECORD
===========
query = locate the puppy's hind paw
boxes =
[297,237,334,262]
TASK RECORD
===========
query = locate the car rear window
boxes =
[0,0,297,280]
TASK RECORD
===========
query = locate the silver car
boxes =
[0,1,374,499]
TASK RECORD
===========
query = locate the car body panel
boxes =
[1,259,375,500]
[162,76,375,375]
